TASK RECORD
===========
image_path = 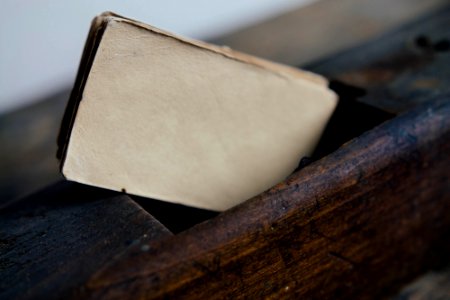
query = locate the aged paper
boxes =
[60,13,338,211]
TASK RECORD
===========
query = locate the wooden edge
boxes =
[0,181,173,300]
[81,97,450,299]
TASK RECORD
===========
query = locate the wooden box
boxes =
[1,5,449,300]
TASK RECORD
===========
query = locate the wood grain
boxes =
[1,4,449,299]
[213,0,448,66]
[81,97,450,299]
[0,181,172,300]
[308,5,450,113]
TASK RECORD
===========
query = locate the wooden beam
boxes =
[0,181,172,300]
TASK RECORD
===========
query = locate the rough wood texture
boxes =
[1,4,450,299]
[80,97,450,299]
[213,0,448,66]
[308,5,450,113]
[0,181,172,300]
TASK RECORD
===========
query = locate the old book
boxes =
[58,12,337,211]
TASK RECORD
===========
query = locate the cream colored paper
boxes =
[61,13,337,211]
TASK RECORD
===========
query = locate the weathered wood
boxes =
[80,97,450,299]
[308,5,450,113]
[310,81,394,160]
[213,0,447,66]
[2,5,450,299]
[0,181,172,300]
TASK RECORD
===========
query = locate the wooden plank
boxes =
[213,0,448,66]
[308,5,450,113]
[0,181,172,300]
[80,96,450,299]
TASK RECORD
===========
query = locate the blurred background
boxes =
[0,0,318,114]
[0,0,446,204]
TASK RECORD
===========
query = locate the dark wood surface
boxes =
[1,3,450,300]
[84,6,450,298]
[0,182,172,300]
[81,96,450,300]
[1,0,445,206]
[0,91,68,204]
[308,5,450,113]
[213,0,447,66]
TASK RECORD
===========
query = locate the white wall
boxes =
[0,0,315,114]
